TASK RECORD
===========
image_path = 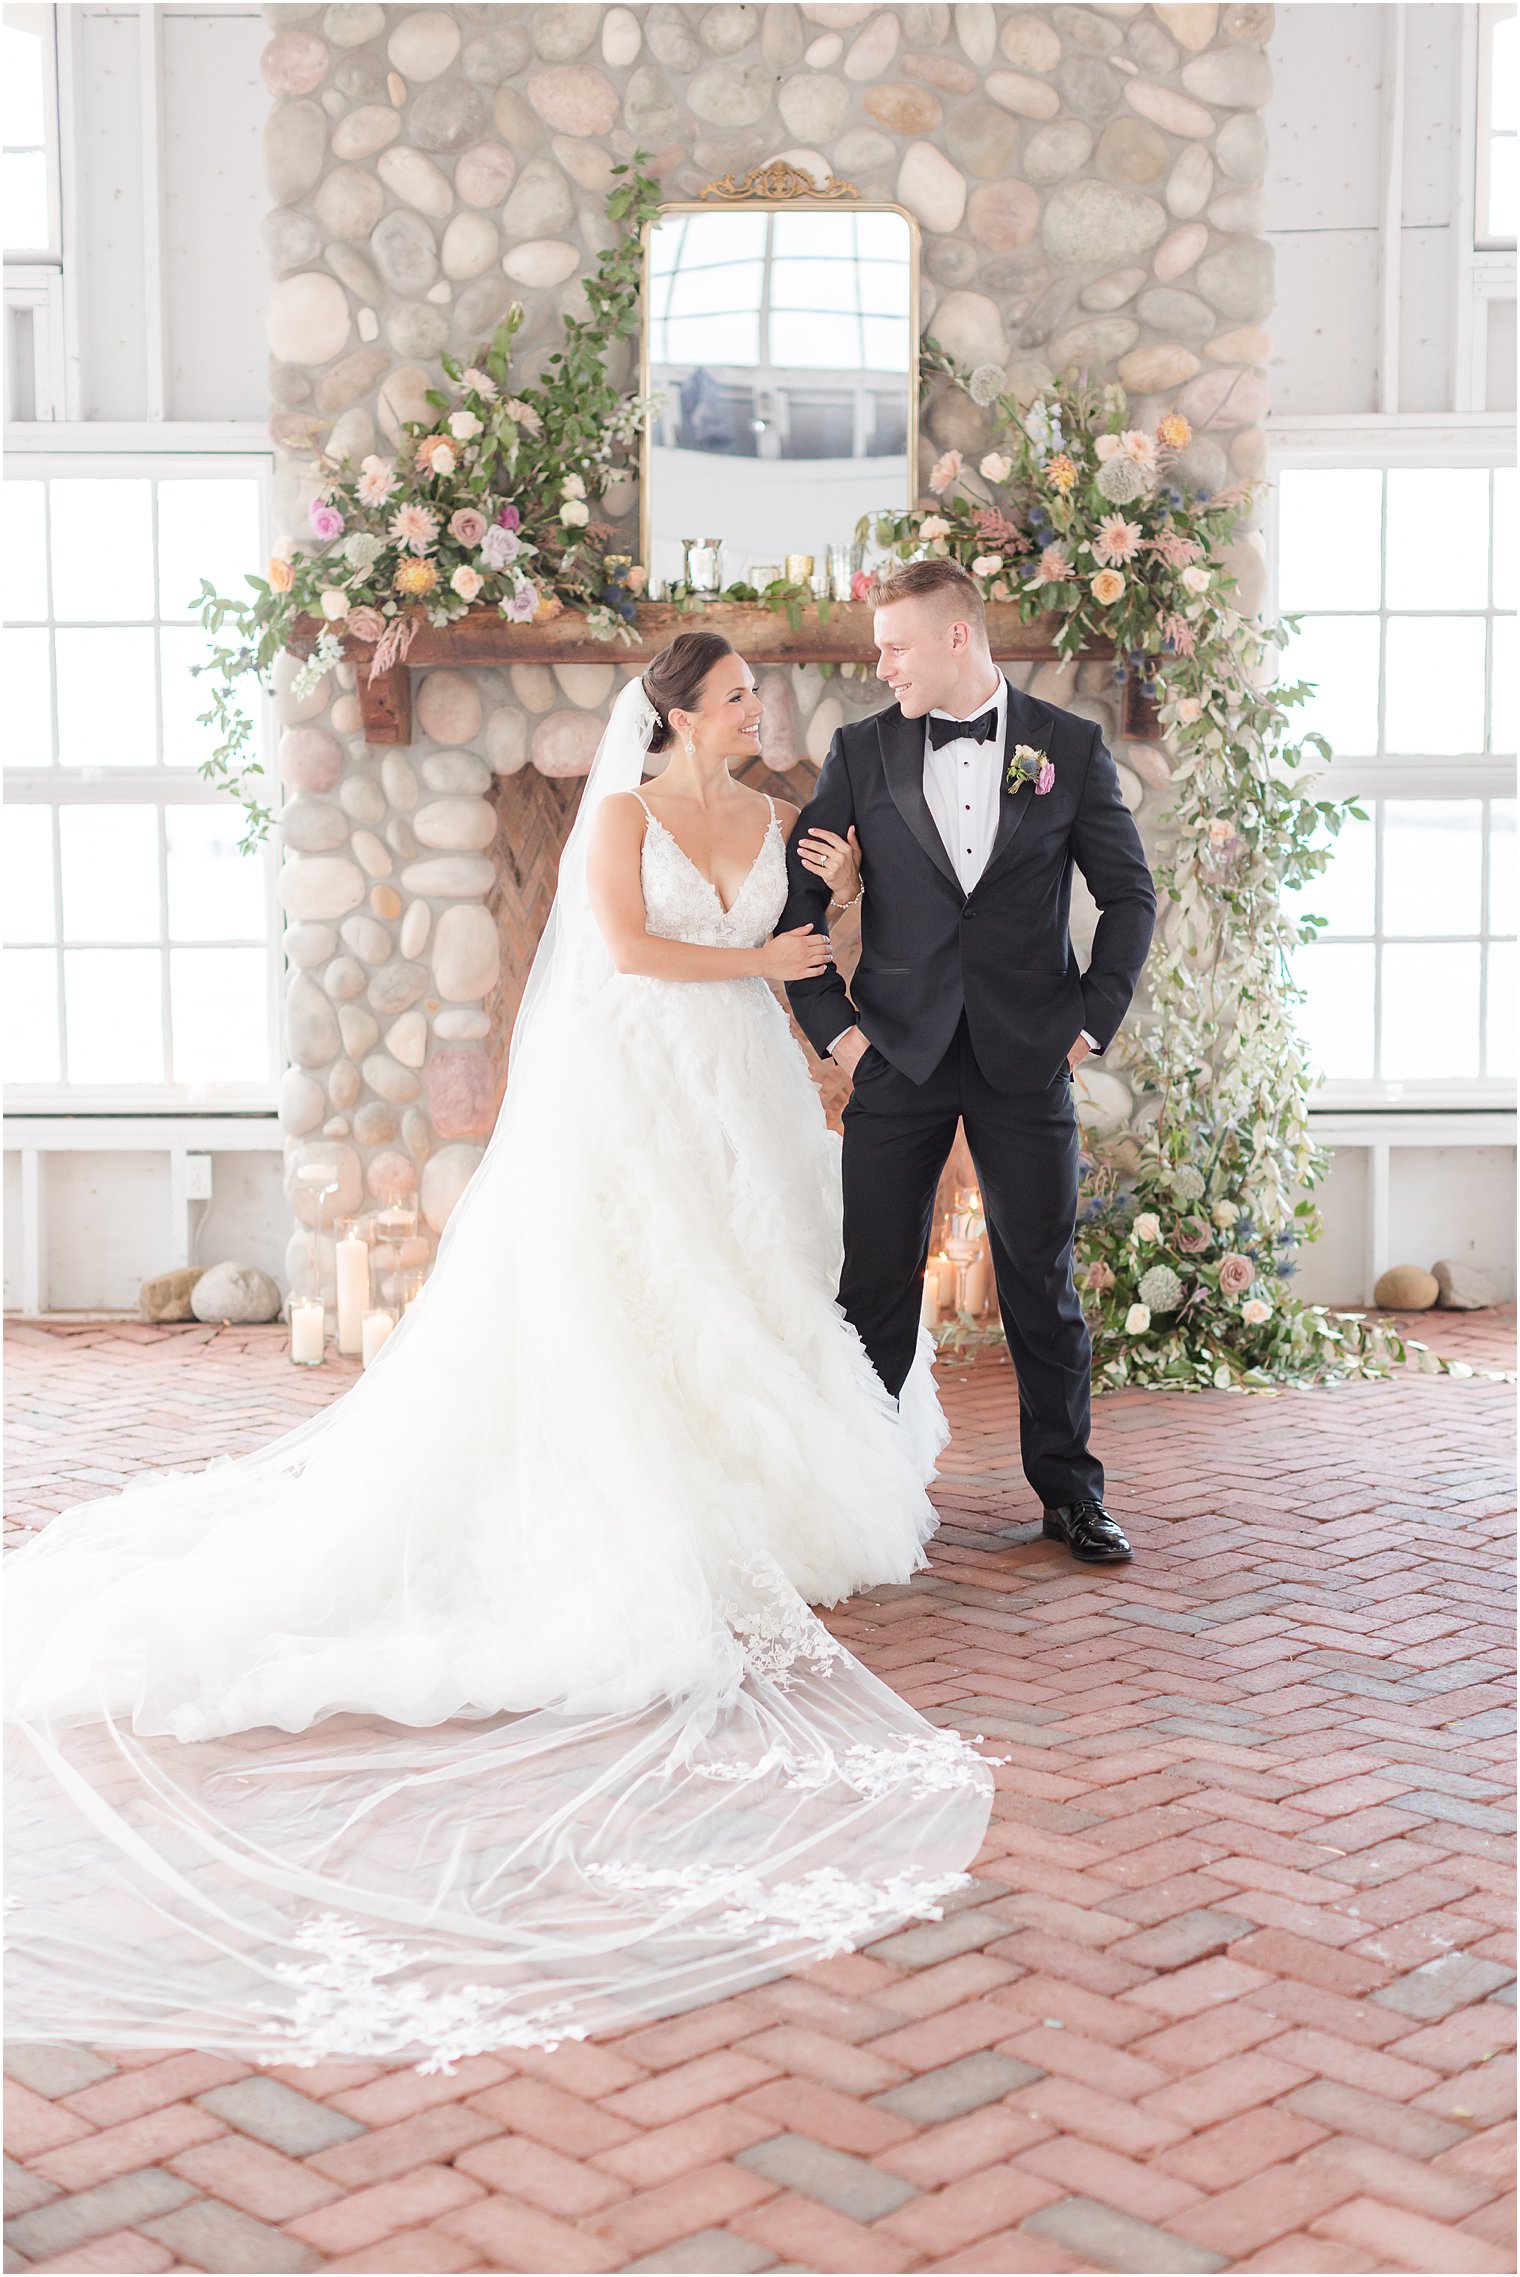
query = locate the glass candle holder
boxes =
[784,553,814,586]
[683,537,723,593]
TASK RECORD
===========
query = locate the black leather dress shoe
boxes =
[1042,1498,1133,1563]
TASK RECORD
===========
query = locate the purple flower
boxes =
[503,581,538,622]
[496,503,521,532]
[480,523,520,571]
[1035,760,1056,795]
[309,500,344,543]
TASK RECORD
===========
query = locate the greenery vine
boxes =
[193,156,663,851]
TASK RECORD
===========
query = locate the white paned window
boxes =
[1478,1,1517,249]
[1275,457,1516,1107]
[2,2,59,262]
[3,461,280,1108]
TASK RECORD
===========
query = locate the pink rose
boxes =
[1177,1216,1212,1253]
[496,503,521,531]
[929,449,963,496]
[449,508,489,548]
[309,501,344,543]
[1035,760,1055,795]
[345,605,385,644]
[1218,1252,1255,1296]
[851,569,873,601]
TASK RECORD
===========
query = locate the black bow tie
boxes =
[927,707,999,750]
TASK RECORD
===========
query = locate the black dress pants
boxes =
[839,1009,1103,1510]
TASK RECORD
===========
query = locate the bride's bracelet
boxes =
[829,881,863,910]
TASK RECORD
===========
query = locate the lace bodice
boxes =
[636,797,788,949]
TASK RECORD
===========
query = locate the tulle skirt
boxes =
[4,972,997,2069]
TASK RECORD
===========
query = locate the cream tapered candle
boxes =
[335,1234,370,1354]
[289,1298,324,1365]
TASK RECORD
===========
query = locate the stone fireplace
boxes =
[261,0,1272,1295]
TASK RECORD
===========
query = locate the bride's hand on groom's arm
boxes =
[761,926,834,983]
[797,826,861,907]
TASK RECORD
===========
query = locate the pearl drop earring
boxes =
[684,735,695,757]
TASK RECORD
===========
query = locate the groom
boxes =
[780,559,1157,1565]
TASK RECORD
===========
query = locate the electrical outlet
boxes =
[183,1153,214,1200]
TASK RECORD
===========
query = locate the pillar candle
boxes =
[964,1255,992,1316]
[335,1235,369,1354]
[361,1309,395,1367]
[920,1273,941,1327]
[289,1298,324,1366]
[931,1254,956,1309]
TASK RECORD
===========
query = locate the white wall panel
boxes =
[1267,227,1382,413]
[74,7,148,419]
[1289,1142,1369,1304]
[1388,1144,1517,1295]
[162,8,266,420]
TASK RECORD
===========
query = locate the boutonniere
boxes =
[1007,743,1055,796]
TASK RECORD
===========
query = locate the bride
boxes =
[4,632,997,2073]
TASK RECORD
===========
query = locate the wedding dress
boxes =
[4,676,997,2073]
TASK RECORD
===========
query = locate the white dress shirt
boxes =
[829,678,1098,1057]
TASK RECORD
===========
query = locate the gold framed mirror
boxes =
[639,173,921,594]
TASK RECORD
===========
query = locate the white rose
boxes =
[1095,434,1121,462]
[1181,565,1211,594]
[559,499,590,528]
[918,516,950,540]
[450,564,483,601]
[561,472,586,500]
[318,588,349,621]
[1241,1297,1273,1325]
[448,411,482,442]
[1213,1200,1239,1228]
[1125,1303,1151,1334]
[979,451,1012,484]
[1176,696,1203,723]
[971,555,1003,577]
[1132,1213,1162,1244]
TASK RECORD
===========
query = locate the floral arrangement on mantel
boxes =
[195,158,664,847]
[894,356,1496,1388]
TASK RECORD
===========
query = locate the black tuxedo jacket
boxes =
[780,676,1157,1090]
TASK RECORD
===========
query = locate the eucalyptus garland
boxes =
[193,159,663,850]
[889,353,1491,1387]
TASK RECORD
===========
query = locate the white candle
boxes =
[335,1235,370,1354]
[931,1254,956,1309]
[920,1274,941,1327]
[361,1308,395,1367]
[964,1255,992,1316]
[289,1297,325,1366]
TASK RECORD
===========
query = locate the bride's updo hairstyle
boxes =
[641,630,736,754]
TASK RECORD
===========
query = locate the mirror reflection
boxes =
[643,205,917,593]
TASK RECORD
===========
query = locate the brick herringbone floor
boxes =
[3,1312,1515,2275]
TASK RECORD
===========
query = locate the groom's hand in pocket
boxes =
[1066,1034,1094,1073]
[830,1025,872,1077]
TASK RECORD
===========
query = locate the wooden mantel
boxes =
[289,601,1151,746]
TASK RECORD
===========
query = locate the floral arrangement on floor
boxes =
[195,158,662,847]
[897,357,1490,1387]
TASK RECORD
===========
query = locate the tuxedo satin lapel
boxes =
[878,704,963,895]
[979,677,1041,887]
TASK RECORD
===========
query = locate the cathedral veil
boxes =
[4,673,997,2072]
